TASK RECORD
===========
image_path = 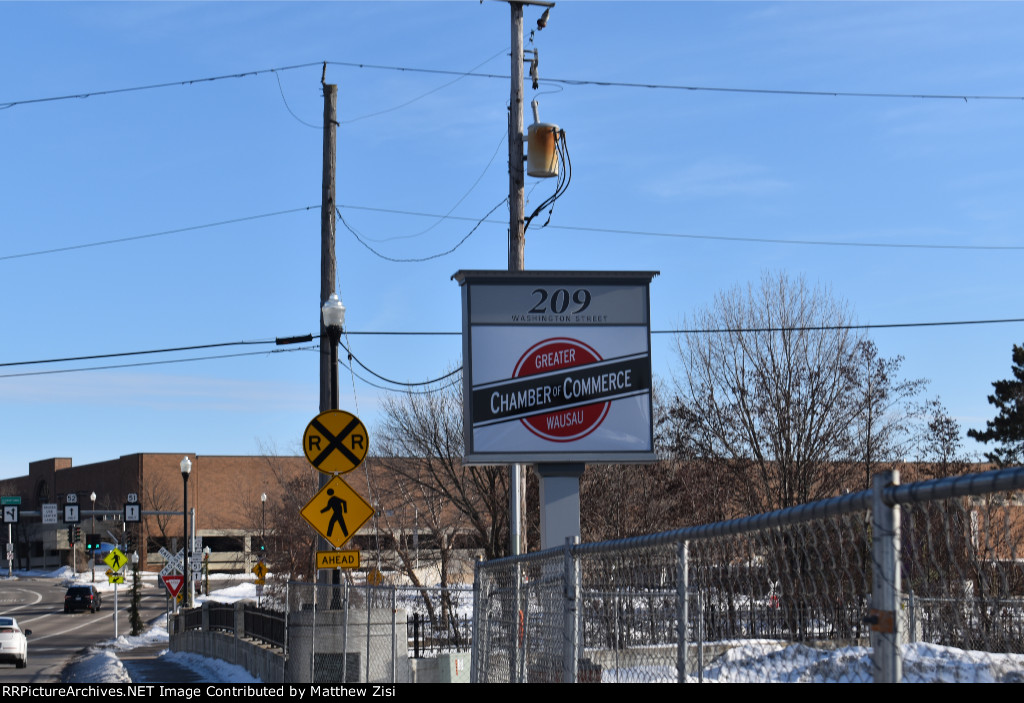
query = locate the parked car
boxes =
[64,585,103,613]
[0,617,30,668]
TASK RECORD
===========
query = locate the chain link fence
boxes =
[473,467,1024,683]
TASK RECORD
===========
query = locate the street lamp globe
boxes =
[321,293,346,330]
[180,456,191,476]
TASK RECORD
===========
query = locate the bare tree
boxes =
[142,472,177,552]
[669,272,861,515]
[848,340,927,490]
[374,379,509,562]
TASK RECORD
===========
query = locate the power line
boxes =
[8,58,1024,113]
[0,62,323,110]
[0,346,314,379]
[326,60,1024,102]
[338,339,460,387]
[338,198,507,262]
[337,203,1024,252]
[0,206,319,262]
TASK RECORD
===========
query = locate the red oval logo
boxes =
[513,338,610,442]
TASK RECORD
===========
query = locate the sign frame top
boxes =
[454,270,659,465]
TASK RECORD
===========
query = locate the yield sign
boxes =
[303,410,369,474]
[300,475,374,549]
[161,574,185,599]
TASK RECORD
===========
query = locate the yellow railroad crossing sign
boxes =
[300,476,374,549]
[103,548,127,573]
[316,550,360,570]
[303,410,369,474]
[252,560,267,584]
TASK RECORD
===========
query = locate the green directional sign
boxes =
[1,496,21,506]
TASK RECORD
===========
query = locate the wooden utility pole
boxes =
[506,0,554,558]
[509,2,525,272]
[319,79,338,587]
[320,81,338,415]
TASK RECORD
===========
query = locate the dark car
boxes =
[64,585,102,613]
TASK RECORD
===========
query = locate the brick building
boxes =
[0,453,310,573]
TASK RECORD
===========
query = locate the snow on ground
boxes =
[603,641,1024,683]
[6,565,262,683]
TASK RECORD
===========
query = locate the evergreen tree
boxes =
[967,344,1024,467]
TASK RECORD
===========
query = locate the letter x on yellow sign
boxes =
[303,410,369,474]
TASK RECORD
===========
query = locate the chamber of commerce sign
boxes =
[454,270,658,464]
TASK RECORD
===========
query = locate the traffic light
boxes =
[258,541,265,553]
[86,533,100,551]
[73,526,81,543]
[67,527,74,543]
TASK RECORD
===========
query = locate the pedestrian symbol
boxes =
[303,410,369,474]
[104,548,128,573]
[300,476,374,549]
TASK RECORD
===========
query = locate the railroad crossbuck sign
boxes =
[303,410,369,474]
[300,476,374,549]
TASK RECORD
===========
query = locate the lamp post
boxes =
[321,293,346,411]
[90,491,96,583]
[321,294,345,604]
[180,456,191,608]
[260,492,267,556]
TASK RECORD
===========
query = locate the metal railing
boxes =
[473,467,1024,683]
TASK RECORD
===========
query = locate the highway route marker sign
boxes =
[303,410,369,474]
[161,574,185,599]
[300,475,374,549]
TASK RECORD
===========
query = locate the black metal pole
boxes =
[183,471,190,608]
[329,324,342,607]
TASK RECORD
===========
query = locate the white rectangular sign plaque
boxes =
[454,270,658,464]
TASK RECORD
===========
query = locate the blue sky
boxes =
[2,1,1024,479]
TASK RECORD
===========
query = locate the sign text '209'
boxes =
[529,288,592,315]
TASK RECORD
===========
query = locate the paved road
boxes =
[0,575,168,682]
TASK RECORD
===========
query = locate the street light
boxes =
[321,293,346,411]
[180,456,191,608]
[260,492,267,556]
[321,294,345,605]
[90,491,96,583]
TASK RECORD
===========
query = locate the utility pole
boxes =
[321,76,338,415]
[506,0,554,558]
[508,1,526,560]
[319,72,338,584]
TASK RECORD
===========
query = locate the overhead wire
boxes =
[361,131,507,243]
[7,58,1024,112]
[0,346,315,379]
[336,203,1024,252]
[337,198,507,262]
[0,206,319,262]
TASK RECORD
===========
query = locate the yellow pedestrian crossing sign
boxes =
[300,476,374,549]
[104,548,128,573]
[252,561,267,584]
[303,410,369,474]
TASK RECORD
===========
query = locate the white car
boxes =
[0,617,30,669]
